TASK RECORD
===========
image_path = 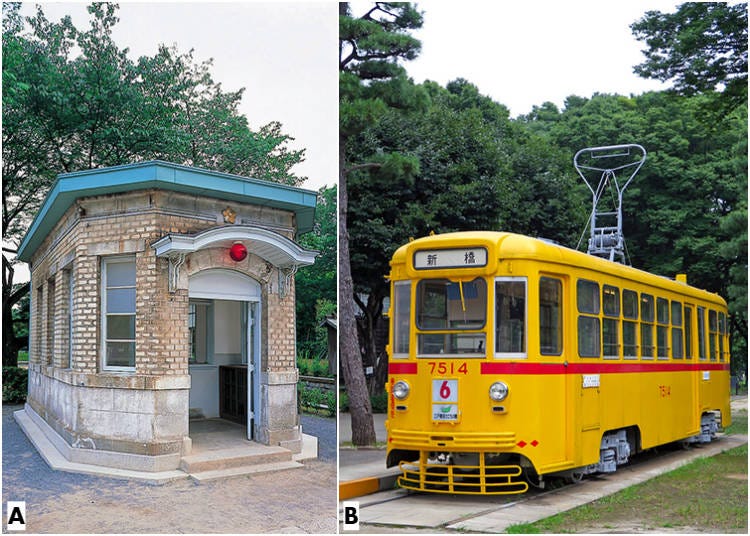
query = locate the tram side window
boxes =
[577,279,600,358]
[684,306,693,359]
[708,310,718,361]
[622,289,638,359]
[496,279,526,355]
[671,301,683,359]
[718,312,727,362]
[697,307,707,360]
[539,277,562,355]
[392,282,411,357]
[640,294,655,359]
[656,298,669,359]
[602,285,620,358]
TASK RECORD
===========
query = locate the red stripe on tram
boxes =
[480,361,730,375]
[389,362,418,374]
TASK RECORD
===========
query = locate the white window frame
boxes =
[494,276,528,359]
[101,256,136,372]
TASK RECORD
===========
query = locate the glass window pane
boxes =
[603,285,619,317]
[684,306,693,358]
[623,321,637,358]
[698,307,706,359]
[603,318,619,357]
[641,294,654,322]
[657,326,669,358]
[107,261,136,287]
[577,280,599,314]
[107,315,135,340]
[623,290,638,319]
[496,279,526,353]
[657,298,669,324]
[671,301,682,326]
[641,323,654,358]
[106,341,135,367]
[107,288,135,314]
[394,282,411,355]
[417,279,486,330]
[709,310,718,331]
[539,278,562,355]
[672,327,683,359]
[578,316,600,357]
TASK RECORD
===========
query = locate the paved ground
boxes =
[2,404,337,534]
[301,413,336,462]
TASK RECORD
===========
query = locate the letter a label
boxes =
[7,501,26,531]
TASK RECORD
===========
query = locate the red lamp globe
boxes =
[229,242,248,262]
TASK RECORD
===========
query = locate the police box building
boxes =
[15,161,318,480]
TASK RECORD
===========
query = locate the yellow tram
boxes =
[385,231,731,494]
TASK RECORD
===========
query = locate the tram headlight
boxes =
[489,381,509,402]
[393,380,410,400]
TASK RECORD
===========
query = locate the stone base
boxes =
[22,403,183,472]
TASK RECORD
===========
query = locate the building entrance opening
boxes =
[188,270,261,444]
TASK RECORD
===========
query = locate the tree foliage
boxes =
[296,185,337,360]
[631,2,748,112]
[339,1,424,445]
[2,2,306,365]
[521,90,747,376]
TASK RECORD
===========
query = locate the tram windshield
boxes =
[416,278,487,356]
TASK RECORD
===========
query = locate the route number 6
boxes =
[432,379,458,403]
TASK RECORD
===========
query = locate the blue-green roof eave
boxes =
[16,161,318,263]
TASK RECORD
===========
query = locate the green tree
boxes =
[631,2,748,113]
[296,185,337,360]
[2,3,306,365]
[524,91,747,377]
[347,78,586,394]
[339,1,423,446]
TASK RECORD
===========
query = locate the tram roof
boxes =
[391,231,726,306]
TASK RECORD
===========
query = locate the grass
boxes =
[506,405,748,534]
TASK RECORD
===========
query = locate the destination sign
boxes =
[413,248,487,269]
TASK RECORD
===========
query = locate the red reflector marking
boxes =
[531,440,539,447]
[481,362,730,375]
[517,441,527,448]
[389,362,418,374]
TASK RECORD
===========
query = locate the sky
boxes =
[405,1,680,117]
[17,1,685,190]
[18,2,339,191]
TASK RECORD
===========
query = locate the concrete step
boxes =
[189,460,304,482]
[179,444,293,473]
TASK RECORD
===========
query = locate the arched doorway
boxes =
[188,269,261,440]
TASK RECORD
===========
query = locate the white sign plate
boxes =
[582,374,600,388]
[432,404,459,421]
[414,248,487,269]
[703,371,711,381]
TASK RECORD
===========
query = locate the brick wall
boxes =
[28,188,298,378]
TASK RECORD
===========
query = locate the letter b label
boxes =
[342,501,359,531]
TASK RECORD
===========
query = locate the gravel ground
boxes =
[2,404,337,534]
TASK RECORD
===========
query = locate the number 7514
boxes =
[428,361,468,375]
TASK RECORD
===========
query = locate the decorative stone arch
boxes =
[153,225,316,297]
[154,225,317,450]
